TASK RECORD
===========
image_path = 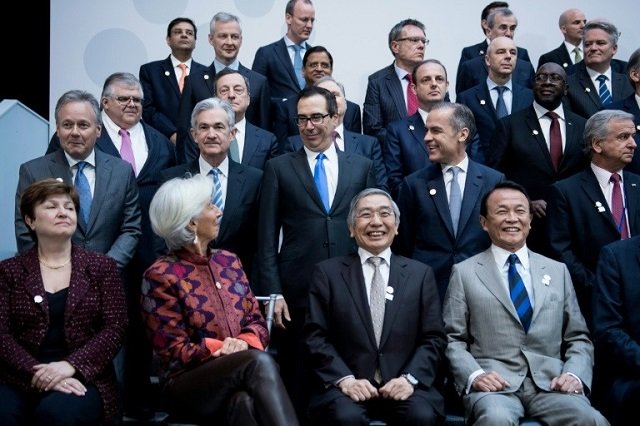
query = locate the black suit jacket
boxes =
[608,94,640,175]
[458,40,531,69]
[252,38,308,101]
[363,64,407,146]
[537,43,576,70]
[455,56,535,97]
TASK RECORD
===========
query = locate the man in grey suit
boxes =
[443,181,608,425]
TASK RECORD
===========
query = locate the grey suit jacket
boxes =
[15,149,142,269]
[443,248,594,402]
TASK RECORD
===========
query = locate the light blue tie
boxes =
[494,86,508,118]
[449,166,462,236]
[597,75,613,106]
[508,254,533,332]
[74,161,92,226]
[314,153,330,212]
[209,168,224,212]
[229,138,240,162]
[292,44,305,89]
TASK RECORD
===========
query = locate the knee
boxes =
[570,408,609,426]
[473,404,518,426]
[404,406,439,426]
[250,350,281,376]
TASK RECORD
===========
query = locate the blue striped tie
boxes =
[74,161,92,226]
[508,254,533,332]
[596,75,613,106]
[209,168,224,212]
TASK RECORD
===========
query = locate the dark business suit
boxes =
[457,82,534,164]
[139,56,207,139]
[282,130,387,191]
[488,105,588,254]
[363,64,408,146]
[608,94,640,175]
[395,160,505,302]
[458,40,531,70]
[305,253,446,424]
[252,38,309,101]
[15,149,141,269]
[565,61,634,119]
[241,122,278,171]
[538,43,577,70]
[547,167,640,328]
[455,56,535,97]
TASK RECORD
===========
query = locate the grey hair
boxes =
[210,11,241,34]
[149,174,213,251]
[314,75,346,97]
[54,90,102,127]
[583,20,620,45]
[347,188,400,227]
[101,72,144,100]
[429,102,477,144]
[487,7,517,29]
[190,97,236,130]
[584,109,635,155]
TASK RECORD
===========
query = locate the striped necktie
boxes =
[508,254,533,332]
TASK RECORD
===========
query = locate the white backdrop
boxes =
[50,0,638,131]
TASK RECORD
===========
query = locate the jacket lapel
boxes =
[242,123,259,166]
[426,166,454,236]
[379,254,405,346]
[475,250,517,319]
[342,255,377,347]
[457,161,483,235]
[291,151,326,212]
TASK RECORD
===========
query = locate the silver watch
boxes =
[402,373,418,388]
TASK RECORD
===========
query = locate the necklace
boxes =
[39,256,71,270]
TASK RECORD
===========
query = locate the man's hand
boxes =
[471,371,511,392]
[273,297,291,329]
[338,377,379,401]
[379,377,414,400]
[550,373,583,394]
[531,199,547,218]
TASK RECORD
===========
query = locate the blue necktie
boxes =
[449,166,462,236]
[314,153,330,212]
[292,44,305,89]
[597,75,613,106]
[209,168,224,212]
[494,86,508,118]
[74,161,92,226]
[508,254,533,332]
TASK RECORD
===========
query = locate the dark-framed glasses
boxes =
[295,113,330,127]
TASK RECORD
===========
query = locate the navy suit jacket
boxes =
[139,56,207,139]
[537,43,576,71]
[455,56,535,97]
[363,64,408,146]
[608,94,640,175]
[395,160,505,303]
[457,82,534,164]
[282,130,387,191]
[252,38,308,101]
[565,61,634,119]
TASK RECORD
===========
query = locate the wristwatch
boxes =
[402,373,418,388]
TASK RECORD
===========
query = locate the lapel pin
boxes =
[562,63,569,68]
[637,125,640,131]
[164,71,170,76]
[56,177,63,182]
[34,295,43,304]
[585,87,591,93]
[480,100,486,105]
[532,130,539,136]
[385,293,394,301]
[409,125,415,131]
[542,275,551,286]
[385,286,394,294]
[429,188,437,196]
[215,281,222,289]
[595,201,605,213]
[204,74,210,80]
[479,50,485,55]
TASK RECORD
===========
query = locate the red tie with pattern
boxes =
[405,74,419,116]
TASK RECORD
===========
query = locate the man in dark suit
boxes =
[363,18,427,145]
[489,63,588,255]
[272,46,362,147]
[593,236,640,425]
[457,36,534,164]
[547,109,640,330]
[139,17,207,144]
[281,76,386,190]
[161,97,262,278]
[537,9,586,71]
[257,86,376,424]
[565,20,634,119]
[252,0,315,102]
[456,8,533,97]
[456,2,508,64]
[383,59,448,198]
[305,187,447,425]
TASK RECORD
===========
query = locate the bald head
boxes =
[559,8,586,45]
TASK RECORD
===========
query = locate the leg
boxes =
[0,384,28,426]
[527,390,609,426]
[312,387,368,426]
[465,392,524,426]
[609,378,640,426]
[32,385,103,426]
[227,391,258,426]
[384,388,443,426]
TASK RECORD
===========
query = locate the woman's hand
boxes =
[52,377,87,396]
[32,361,76,391]
[212,337,249,357]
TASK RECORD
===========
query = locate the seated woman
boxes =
[0,178,127,425]
[142,174,297,426]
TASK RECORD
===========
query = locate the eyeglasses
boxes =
[534,73,564,83]
[295,113,330,127]
[356,207,395,220]
[112,96,143,105]
[396,37,429,45]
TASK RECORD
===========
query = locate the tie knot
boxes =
[546,111,559,120]
[178,63,187,71]
[597,74,608,83]
[494,86,507,95]
[118,128,129,137]
[449,166,460,178]
[292,44,302,52]
[367,256,383,267]
[209,167,220,177]
[508,253,519,266]
[405,73,413,84]
[76,161,87,172]
[610,172,622,184]
[316,152,326,161]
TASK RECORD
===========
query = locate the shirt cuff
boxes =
[466,369,485,394]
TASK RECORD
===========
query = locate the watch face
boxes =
[404,373,418,386]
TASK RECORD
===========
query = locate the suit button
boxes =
[323,242,329,248]
[326,216,332,221]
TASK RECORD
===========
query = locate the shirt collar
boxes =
[170,55,192,69]
[441,154,469,173]
[234,117,246,134]
[64,149,96,168]
[199,155,229,177]
[303,143,338,162]
[487,77,513,91]
[490,244,530,270]
[591,162,624,187]
[586,65,612,81]
[532,101,565,121]
[213,58,239,73]
[357,247,392,266]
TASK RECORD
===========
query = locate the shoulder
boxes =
[367,64,394,81]
[72,245,119,273]
[232,161,263,180]
[315,254,355,271]
[256,39,282,53]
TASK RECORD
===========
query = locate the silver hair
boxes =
[314,75,346,97]
[347,188,400,227]
[583,109,635,155]
[190,97,236,130]
[583,20,620,45]
[210,11,241,34]
[429,102,477,143]
[54,90,102,127]
[101,72,144,100]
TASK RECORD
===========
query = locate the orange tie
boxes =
[177,63,187,93]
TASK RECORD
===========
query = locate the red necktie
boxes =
[546,111,563,171]
[405,74,419,116]
[610,173,629,239]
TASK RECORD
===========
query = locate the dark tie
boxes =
[292,44,305,89]
[610,173,628,239]
[332,131,341,151]
[449,166,462,236]
[546,111,563,171]
[508,254,533,332]
[494,86,508,118]
[314,153,330,212]
[597,75,613,106]
[209,168,224,212]
[74,161,92,226]
[118,128,137,173]
[404,74,419,116]
[366,256,385,346]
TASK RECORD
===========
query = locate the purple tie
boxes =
[118,128,136,173]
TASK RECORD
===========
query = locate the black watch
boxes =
[402,373,418,388]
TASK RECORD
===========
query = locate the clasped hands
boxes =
[472,371,583,394]
[338,376,414,402]
[31,360,87,396]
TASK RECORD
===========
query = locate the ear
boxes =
[24,216,35,231]
[101,97,109,111]
[630,68,640,85]
[208,33,215,47]
[230,127,238,138]
[479,215,488,232]
[591,138,603,154]
[459,127,470,143]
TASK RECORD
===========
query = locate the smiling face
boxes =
[424,107,468,165]
[25,194,77,241]
[297,94,338,152]
[303,51,332,85]
[533,63,567,110]
[480,188,532,252]
[56,100,101,160]
[583,28,617,72]
[349,194,398,255]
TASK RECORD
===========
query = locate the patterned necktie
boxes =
[314,153,330,212]
[292,44,305,89]
[573,47,582,64]
[546,111,563,171]
[209,168,224,212]
[597,75,613,106]
[494,86,508,118]
[405,73,419,116]
[508,254,533,332]
[367,256,386,346]
[449,166,462,236]
[74,161,92,226]
[177,63,187,93]
[118,128,137,174]
[610,173,628,239]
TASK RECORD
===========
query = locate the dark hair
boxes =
[167,17,197,38]
[20,179,80,242]
[481,2,509,20]
[303,45,333,68]
[627,47,640,84]
[487,7,516,29]
[213,68,252,96]
[296,86,338,117]
[480,181,531,217]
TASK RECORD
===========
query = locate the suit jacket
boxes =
[282,130,387,191]
[305,253,446,412]
[608,94,640,174]
[458,40,531,71]
[0,246,127,420]
[538,43,576,70]
[565,61,634,119]
[395,160,505,302]
[139,55,208,138]
[15,149,142,269]
[443,248,594,403]
[257,150,377,307]
[160,159,262,276]
[363,63,407,146]
[455,56,535,97]
[457,82,534,164]
[252,38,308,101]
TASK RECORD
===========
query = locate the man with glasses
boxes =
[257,86,376,424]
[488,63,588,256]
